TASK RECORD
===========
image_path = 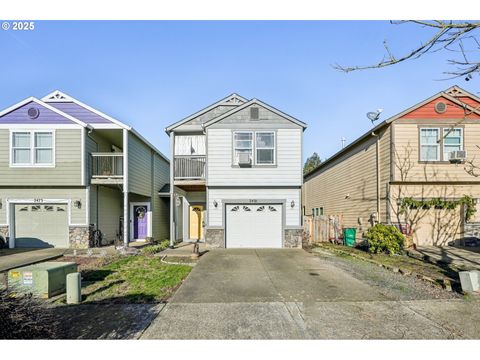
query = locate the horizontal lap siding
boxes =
[208,188,301,227]
[0,188,87,225]
[152,154,170,241]
[303,127,391,234]
[207,128,302,186]
[128,133,152,196]
[393,122,480,181]
[0,129,82,186]
[97,186,122,241]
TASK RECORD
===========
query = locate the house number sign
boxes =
[248,199,258,203]
[33,198,44,203]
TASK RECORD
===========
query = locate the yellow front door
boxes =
[189,205,204,240]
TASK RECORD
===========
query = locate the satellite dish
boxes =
[366,109,383,123]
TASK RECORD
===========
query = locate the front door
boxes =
[133,205,149,240]
[189,205,204,241]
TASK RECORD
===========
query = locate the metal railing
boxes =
[91,152,124,178]
[174,155,206,179]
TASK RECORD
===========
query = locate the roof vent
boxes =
[434,101,447,114]
[27,107,40,119]
[250,107,259,120]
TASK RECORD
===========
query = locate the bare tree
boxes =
[334,21,480,80]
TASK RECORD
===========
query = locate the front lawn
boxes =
[77,255,192,303]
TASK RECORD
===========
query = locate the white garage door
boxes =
[226,204,282,248]
[14,204,69,248]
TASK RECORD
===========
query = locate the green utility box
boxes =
[8,262,78,298]
[343,228,357,247]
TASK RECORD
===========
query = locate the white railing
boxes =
[174,155,206,180]
[91,152,123,179]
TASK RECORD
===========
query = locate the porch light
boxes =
[213,200,218,208]
[291,200,295,208]
[74,200,82,209]
[0,199,2,209]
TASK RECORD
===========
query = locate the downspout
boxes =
[372,132,381,222]
[123,129,129,247]
[169,131,175,248]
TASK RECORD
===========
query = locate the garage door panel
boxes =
[226,204,282,248]
[15,204,69,248]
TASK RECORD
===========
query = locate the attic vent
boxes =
[27,107,40,119]
[250,107,259,120]
[434,101,447,114]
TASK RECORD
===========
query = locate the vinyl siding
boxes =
[0,129,82,186]
[128,132,152,196]
[152,153,170,240]
[97,186,123,241]
[207,188,301,227]
[393,121,480,181]
[303,126,391,235]
[174,105,239,131]
[207,128,302,186]
[0,188,87,225]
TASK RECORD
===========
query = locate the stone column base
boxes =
[69,226,93,249]
[284,228,303,248]
[205,228,225,248]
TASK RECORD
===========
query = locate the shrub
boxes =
[0,287,60,339]
[140,240,170,256]
[365,224,405,255]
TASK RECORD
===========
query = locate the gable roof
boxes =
[202,98,308,129]
[0,96,89,128]
[304,86,480,180]
[165,93,248,134]
[41,90,169,162]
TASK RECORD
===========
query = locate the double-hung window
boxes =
[419,128,440,161]
[11,131,54,166]
[233,132,253,165]
[255,132,275,165]
[443,128,463,161]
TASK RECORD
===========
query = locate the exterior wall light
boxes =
[291,200,295,208]
[0,199,2,210]
[74,200,82,209]
[213,200,218,208]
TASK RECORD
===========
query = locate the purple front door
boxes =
[133,205,148,239]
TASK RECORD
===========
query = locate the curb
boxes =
[312,246,457,291]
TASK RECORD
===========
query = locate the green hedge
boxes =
[365,224,404,255]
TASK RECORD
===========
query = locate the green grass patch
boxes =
[80,255,192,303]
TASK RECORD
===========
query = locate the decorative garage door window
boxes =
[242,206,251,211]
[268,206,277,211]
[257,206,265,212]
[230,206,239,212]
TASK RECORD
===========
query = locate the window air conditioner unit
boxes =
[449,150,467,163]
[238,152,251,166]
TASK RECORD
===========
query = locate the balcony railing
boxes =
[91,153,123,182]
[174,155,206,180]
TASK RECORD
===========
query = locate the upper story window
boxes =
[443,128,463,161]
[256,132,275,165]
[233,131,276,166]
[233,132,253,165]
[11,131,54,167]
[419,128,440,161]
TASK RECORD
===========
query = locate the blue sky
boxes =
[0,20,478,161]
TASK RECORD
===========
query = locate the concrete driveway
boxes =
[141,249,480,339]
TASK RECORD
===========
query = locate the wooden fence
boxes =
[303,214,343,245]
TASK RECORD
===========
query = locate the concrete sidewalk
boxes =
[0,248,66,273]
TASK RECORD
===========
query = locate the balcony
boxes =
[174,155,206,183]
[91,152,124,185]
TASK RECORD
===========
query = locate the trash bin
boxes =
[343,228,357,247]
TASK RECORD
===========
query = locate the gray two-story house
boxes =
[0,90,170,249]
[166,94,306,248]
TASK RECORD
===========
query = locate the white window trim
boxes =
[232,130,276,166]
[233,131,253,165]
[419,127,440,162]
[255,131,276,166]
[443,127,464,161]
[9,129,56,168]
